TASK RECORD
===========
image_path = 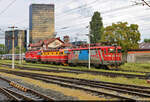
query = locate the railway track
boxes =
[0,76,54,101]
[0,69,150,101]
[22,62,150,74]
[0,63,147,79]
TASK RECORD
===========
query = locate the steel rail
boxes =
[29,75,150,98]
[31,76,136,101]
[3,88,35,101]
[21,63,150,74]
[0,75,54,101]
[0,63,147,79]
[1,69,149,100]
[0,87,20,101]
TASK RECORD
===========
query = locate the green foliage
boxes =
[90,11,104,43]
[144,39,150,43]
[0,44,6,54]
[9,46,26,54]
[102,22,141,52]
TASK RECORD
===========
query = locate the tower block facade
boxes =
[29,4,55,43]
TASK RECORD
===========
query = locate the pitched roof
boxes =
[29,40,43,47]
[139,42,150,49]
[61,43,73,47]
[43,37,64,45]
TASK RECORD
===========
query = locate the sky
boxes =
[0,0,150,44]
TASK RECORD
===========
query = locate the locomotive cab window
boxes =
[37,52,41,55]
[64,50,68,54]
[108,48,115,53]
[103,49,106,54]
[117,49,122,53]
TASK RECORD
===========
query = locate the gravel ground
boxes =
[0,93,8,101]
[0,78,13,101]
[0,75,78,101]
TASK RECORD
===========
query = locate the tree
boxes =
[9,46,26,54]
[144,39,150,43]
[0,44,6,54]
[90,11,104,43]
[102,22,141,52]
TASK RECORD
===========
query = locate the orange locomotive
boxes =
[40,49,68,65]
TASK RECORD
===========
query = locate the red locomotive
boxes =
[68,46,122,68]
[25,50,41,62]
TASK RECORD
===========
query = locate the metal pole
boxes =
[88,34,90,70]
[115,45,117,68]
[12,27,15,69]
[19,31,22,64]
[9,26,17,69]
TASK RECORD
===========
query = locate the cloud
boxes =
[0,0,150,43]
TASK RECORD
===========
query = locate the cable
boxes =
[56,3,138,26]
[56,4,149,31]
[56,0,76,10]
[141,0,150,7]
[56,0,100,17]
[0,0,17,16]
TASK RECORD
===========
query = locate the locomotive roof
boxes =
[42,49,63,52]
[26,46,121,53]
[69,46,121,51]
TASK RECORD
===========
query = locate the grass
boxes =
[0,60,146,75]
[0,65,149,87]
[120,63,150,72]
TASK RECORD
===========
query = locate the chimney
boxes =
[63,36,70,43]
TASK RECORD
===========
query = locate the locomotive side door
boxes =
[78,50,89,63]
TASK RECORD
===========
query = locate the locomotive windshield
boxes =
[109,48,122,53]
[37,52,41,55]
[108,48,115,53]
[117,49,122,53]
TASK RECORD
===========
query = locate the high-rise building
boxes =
[5,30,27,53]
[29,4,55,43]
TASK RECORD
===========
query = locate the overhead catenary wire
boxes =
[0,0,17,16]
[0,0,149,41]
[55,0,149,30]
[1,0,145,28]
[141,0,150,7]
[55,4,143,30]
[56,0,99,17]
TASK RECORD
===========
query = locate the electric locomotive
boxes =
[40,49,68,65]
[67,46,122,68]
[25,50,41,62]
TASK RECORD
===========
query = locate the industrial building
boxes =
[5,30,27,53]
[127,49,150,63]
[29,4,55,43]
